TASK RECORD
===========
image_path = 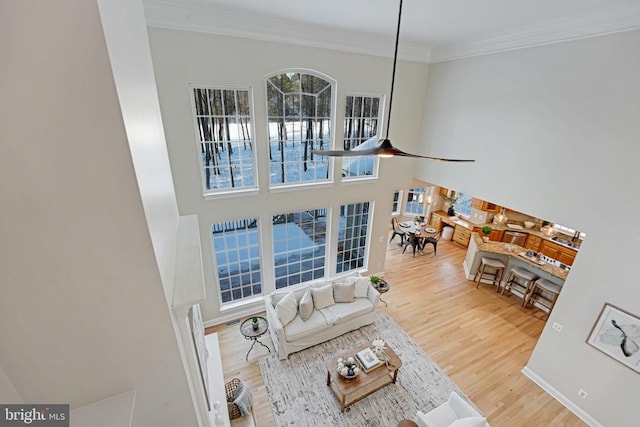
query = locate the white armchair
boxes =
[416,392,489,427]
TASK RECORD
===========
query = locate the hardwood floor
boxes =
[206,234,585,426]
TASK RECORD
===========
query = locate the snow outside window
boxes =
[211,219,262,304]
[342,95,381,179]
[272,209,327,289]
[336,202,370,273]
[266,72,332,186]
[192,87,257,194]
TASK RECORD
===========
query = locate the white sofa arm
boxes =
[264,293,288,359]
[416,392,488,427]
[367,284,380,307]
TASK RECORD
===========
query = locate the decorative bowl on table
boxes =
[337,356,360,379]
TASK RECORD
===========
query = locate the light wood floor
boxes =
[206,234,585,426]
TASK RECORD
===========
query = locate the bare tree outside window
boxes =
[342,95,382,178]
[266,72,332,185]
[192,87,256,193]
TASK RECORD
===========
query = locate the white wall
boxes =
[0,1,196,425]
[416,30,640,425]
[148,28,428,322]
[0,363,21,404]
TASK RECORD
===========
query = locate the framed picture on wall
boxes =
[587,303,640,373]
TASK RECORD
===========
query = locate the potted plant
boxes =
[251,316,259,331]
[370,275,381,287]
[481,226,493,242]
[442,194,458,216]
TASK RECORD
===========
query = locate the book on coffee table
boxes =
[356,347,381,371]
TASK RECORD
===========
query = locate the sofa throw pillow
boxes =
[275,291,298,326]
[354,277,371,298]
[449,416,486,427]
[333,281,355,303]
[298,289,314,321]
[311,284,335,309]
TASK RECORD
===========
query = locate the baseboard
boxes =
[521,366,603,427]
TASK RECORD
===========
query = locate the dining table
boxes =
[399,221,438,255]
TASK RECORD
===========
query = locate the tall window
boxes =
[342,95,381,178]
[211,218,261,304]
[272,209,327,289]
[266,71,332,185]
[391,190,402,214]
[455,193,473,217]
[192,87,256,193]
[337,202,370,273]
[406,187,426,215]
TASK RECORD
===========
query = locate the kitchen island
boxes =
[463,233,568,308]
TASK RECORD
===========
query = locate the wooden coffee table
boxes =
[325,341,402,412]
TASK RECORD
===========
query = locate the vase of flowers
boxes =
[251,317,259,331]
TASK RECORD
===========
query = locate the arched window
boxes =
[266,71,334,186]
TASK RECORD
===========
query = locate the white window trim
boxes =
[264,68,337,188]
[189,84,260,197]
[341,92,385,181]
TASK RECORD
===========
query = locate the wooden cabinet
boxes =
[453,225,472,247]
[539,240,577,266]
[473,227,503,242]
[429,212,443,231]
[471,198,501,213]
[524,235,542,251]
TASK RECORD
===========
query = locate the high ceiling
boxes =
[144,0,640,62]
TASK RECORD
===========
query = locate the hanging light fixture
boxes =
[311,0,475,162]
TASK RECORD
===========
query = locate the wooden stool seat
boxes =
[524,278,562,318]
[501,266,538,305]
[474,257,506,290]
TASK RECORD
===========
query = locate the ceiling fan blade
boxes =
[312,140,475,162]
[392,149,476,162]
[311,148,380,157]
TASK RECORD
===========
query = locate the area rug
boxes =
[259,313,475,426]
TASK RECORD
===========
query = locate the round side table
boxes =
[375,280,390,307]
[240,316,270,361]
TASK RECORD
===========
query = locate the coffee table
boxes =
[325,341,402,412]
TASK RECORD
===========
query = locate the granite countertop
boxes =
[471,233,569,280]
[432,210,581,251]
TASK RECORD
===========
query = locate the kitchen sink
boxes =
[552,236,578,248]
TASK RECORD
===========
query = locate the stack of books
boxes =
[356,347,381,372]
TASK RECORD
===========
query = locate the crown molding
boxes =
[143,0,431,62]
[144,0,640,64]
[429,2,640,62]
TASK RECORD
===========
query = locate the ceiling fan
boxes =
[311,0,474,162]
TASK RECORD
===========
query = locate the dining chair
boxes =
[421,232,441,256]
[389,217,406,245]
[402,233,421,257]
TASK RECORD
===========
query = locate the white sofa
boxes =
[416,392,489,427]
[265,275,380,360]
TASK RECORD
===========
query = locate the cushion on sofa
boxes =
[271,287,308,306]
[321,298,375,325]
[298,289,314,321]
[283,310,329,341]
[276,291,298,326]
[311,284,335,309]
[333,281,355,303]
[354,276,371,298]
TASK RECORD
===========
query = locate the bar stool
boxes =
[502,266,538,305]
[474,257,506,290]
[524,278,562,319]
